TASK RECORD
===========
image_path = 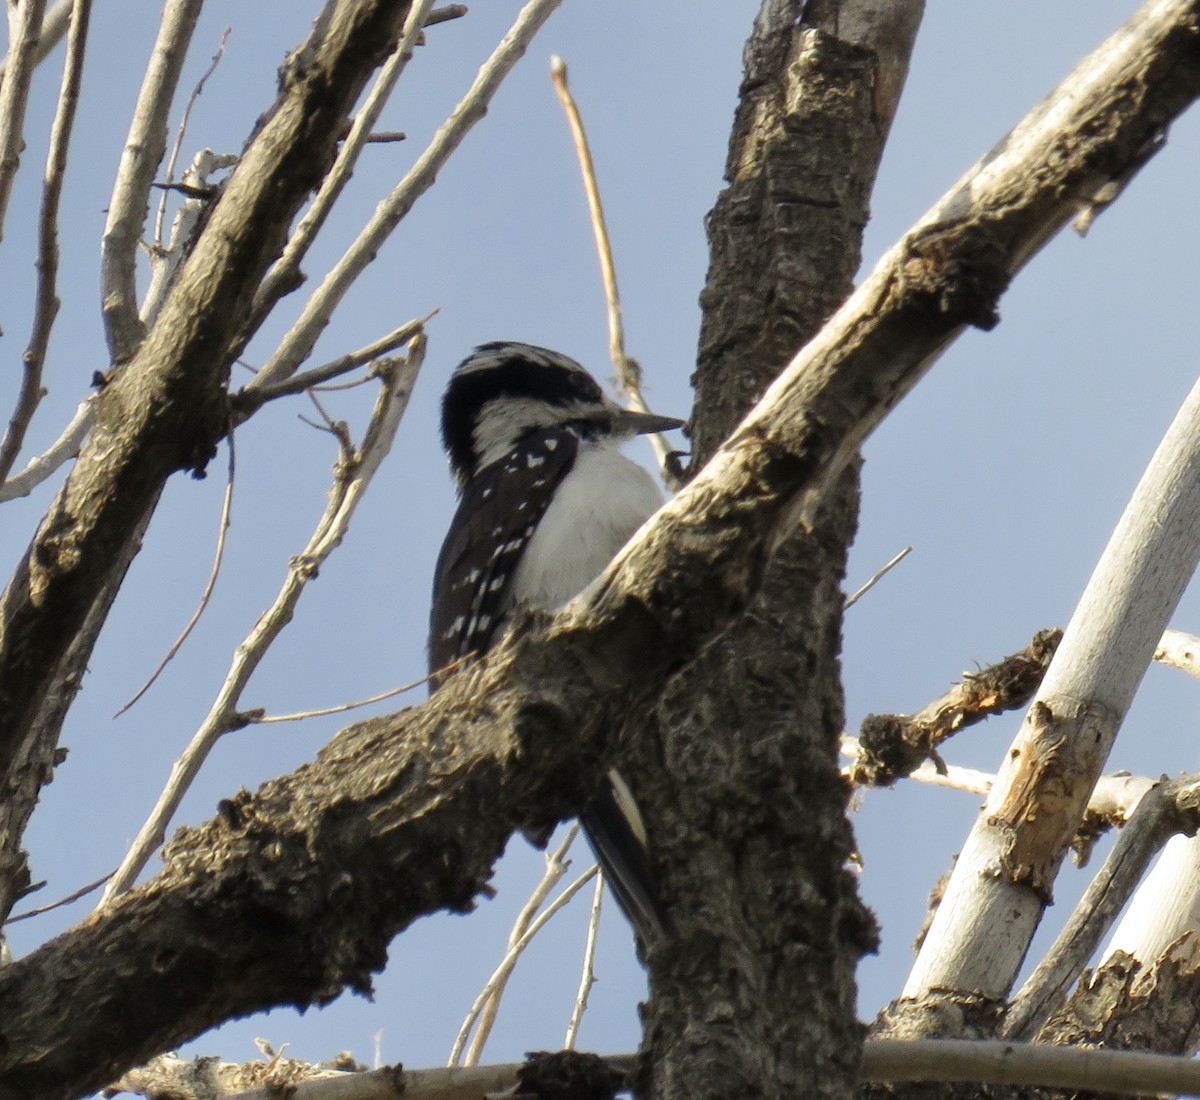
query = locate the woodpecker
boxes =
[429,341,681,945]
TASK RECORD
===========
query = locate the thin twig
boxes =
[249,0,436,322]
[100,0,203,363]
[114,434,237,717]
[844,545,913,609]
[233,314,432,419]
[0,396,95,502]
[453,864,599,1068]
[254,659,470,724]
[1002,774,1200,1040]
[98,336,427,907]
[449,824,582,1067]
[563,872,604,1049]
[0,0,48,241]
[549,54,677,486]
[5,871,113,924]
[153,26,231,248]
[247,0,565,394]
[0,0,91,485]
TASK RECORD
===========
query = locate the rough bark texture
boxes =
[0,0,415,923]
[634,4,921,1097]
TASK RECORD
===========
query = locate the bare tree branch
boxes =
[851,629,1062,787]
[0,0,72,85]
[1,11,1195,1074]
[249,0,437,321]
[99,0,203,363]
[0,0,92,485]
[246,0,566,394]
[0,0,48,239]
[100,338,425,905]
[233,315,430,417]
[0,0,425,922]
[1003,774,1200,1040]
[898,366,1200,1027]
[108,1039,1200,1099]
[0,396,95,502]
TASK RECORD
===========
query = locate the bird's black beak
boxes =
[612,408,684,436]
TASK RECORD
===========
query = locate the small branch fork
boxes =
[99,333,428,906]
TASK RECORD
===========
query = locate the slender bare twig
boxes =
[5,870,113,924]
[100,0,203,363]
[153,26,231,248]
[253,660,469,724]
[114,435,236,717]
[0,0,71,85]
[844,546,913,609]
[452,864,599,1068]
[233,315,432,419]
[0,0,48,241]
[564,872,604,1050]
[549,54,677,485]
[247,0,566,394]
[1003,774,1200,1040]
[98,336,427,906]
[0,396,95,502]
[0,0,92,486]
[449,824,583,1067]
[250,0,437,321]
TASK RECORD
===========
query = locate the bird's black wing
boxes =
[430,425,664,947]
[429,427,579,676]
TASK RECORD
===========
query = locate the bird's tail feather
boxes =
[579,770,663,947]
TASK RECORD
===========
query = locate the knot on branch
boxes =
[900,221,1010,330]
[516,1051,626,1100]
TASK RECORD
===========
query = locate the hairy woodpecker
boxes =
[429,341,681,945]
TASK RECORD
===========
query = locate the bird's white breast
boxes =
[508,441,664,611]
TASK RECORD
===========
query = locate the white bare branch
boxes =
[0,0,48,239]
[0,396,95,502]
[100,0,203,363]
[448,824,582,1067]
[1003,775,1200,1039]
[903,366,1200,1010]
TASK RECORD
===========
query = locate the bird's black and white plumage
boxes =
[429,341,680,945]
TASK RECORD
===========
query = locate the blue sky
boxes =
[3,0,1199,1081]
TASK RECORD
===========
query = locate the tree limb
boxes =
[0,0,421,920]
